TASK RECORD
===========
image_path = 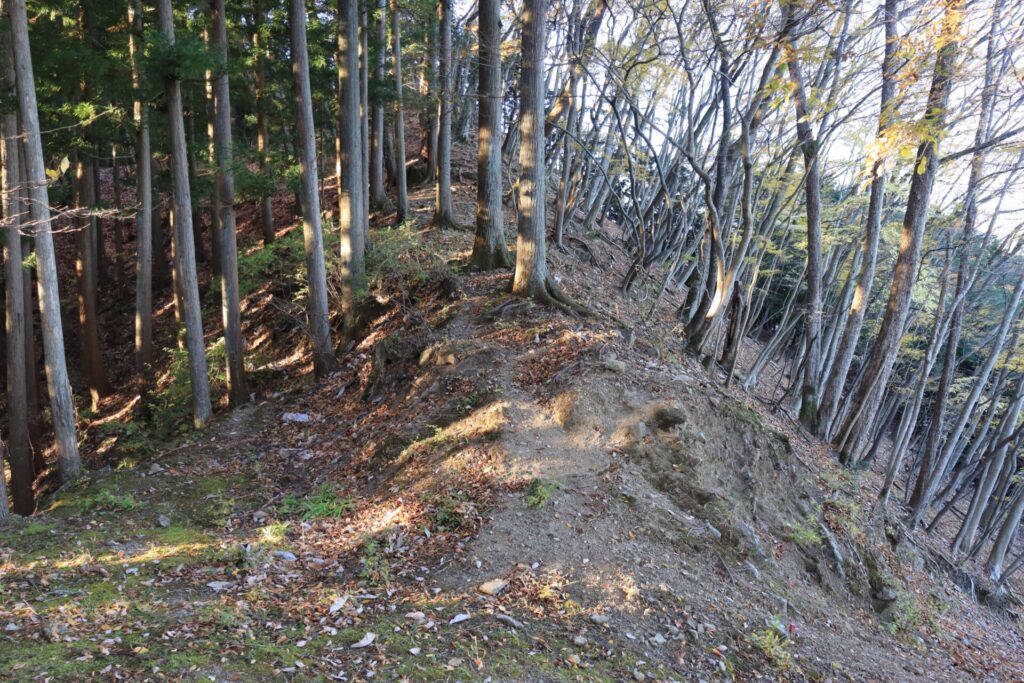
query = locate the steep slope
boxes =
[3,139,1024,681]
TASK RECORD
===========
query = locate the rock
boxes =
[567,654,581,666]
[147,463,164,475]
[875,587,898,602]
[282,412,311,423]
[449,613,470,625]
[652,405,686,430]
[206,581,234,592]
[573,635,588,646]
[409,647,421,655]
[651,632,667,645]
[4,622,19,632]
[495,614,524,629]
[590,613,611,625]
[157,514,171,528]
[478,579,508,596]
[633,670,646,681]
[603,358,627,373]
[274,550,298,562]
[628,421,649,439]
[405,611,426,622]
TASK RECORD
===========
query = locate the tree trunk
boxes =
[512,0,550,299]
[834,4,961,464]
[787,39,823,435]
[73,151,110,410]
[337,0,367,330]
[157,0,213,428]
[130,0,153,395]
[211,0,248,408]
[369,0,387,211]
[8,0,82,483]
[471,0,511,270]
[253,0,275,244]
[390,0,409,221]
[0,36,33,513]
[291,0,337,377]
[432,0,455,228]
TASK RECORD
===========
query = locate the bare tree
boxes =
[129,0,153,396]
[390,0,409,221]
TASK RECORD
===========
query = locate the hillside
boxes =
[2,151,1023,682]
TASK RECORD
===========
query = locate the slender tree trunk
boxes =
[369,0,386,211]
[0,440,9,525]
[432,0,455,227]
[390,0,409,221]
[157,0,213,428]
[786,45,823,433]
[291,0,337,377]
[471,0,511,269]
[130,0,153,394]
[254,0,275,244]
[211,0,248,408]
[0,36,33,513]
[337,0,367,330]
[73,150,109,410]
[835,4,961,464]
[8,0,82,483]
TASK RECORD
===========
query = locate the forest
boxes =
[2,0,1024,679]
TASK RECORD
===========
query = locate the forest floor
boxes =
[3,144,1024,681]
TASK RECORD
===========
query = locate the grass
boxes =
[279,483,354,520]
[525,478,561,508]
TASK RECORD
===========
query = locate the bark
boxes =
[73,150,109,410]
[470,0,511,270]
[369,0,387,211]
[786,43,823,434]
[0,440,9,525]
[821,0,899,436]
[390,0,409,221]
[337,0,367,330]
[432,0,456,228]
[834,4,961,464]
[511,0,549,298]
[290,0,337,377]
[157,0,213,428]
[130,0,152,393]
[8,0,82,483]
[253,0,275,244]
[1,32,33,513]
[211,0,248,407]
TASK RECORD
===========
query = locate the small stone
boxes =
[652,632,667,645]
[875,587,898,602]
[633,670,646,682]
[603,358,627,373]
[590,613,610,625]
[567,654,581,666]
[409,647,421,655]
[573,635,587,646]
[628,422,648,439]
[274,550,298,562]
[147,463,164,475]
[282,412,311,423]
[157,514,171,528]
[206,581,234,592]
[478,579,508,596]
[4,622,19,632]
[449,613,470,625]
[405,611,426,622]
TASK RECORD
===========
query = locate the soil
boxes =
[2,129,1024,682]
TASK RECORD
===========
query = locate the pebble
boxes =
[157,514,171,528]
[282,412,311,423]
[590,614,611,625]
[573,635,588,646]
[478,579,508,596]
